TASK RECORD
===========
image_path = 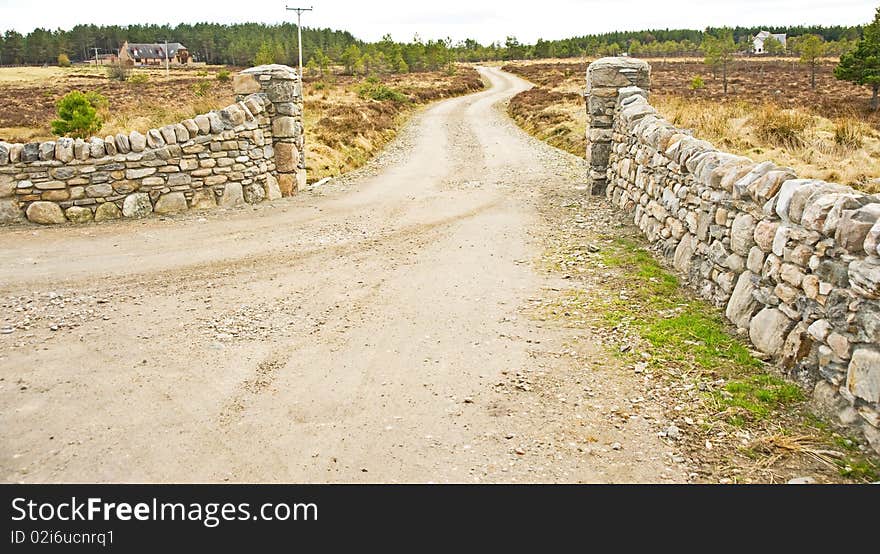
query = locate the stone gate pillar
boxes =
[233,64,306,195]
[585,57,650,195]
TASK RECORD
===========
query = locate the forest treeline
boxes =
[0,22,866,72]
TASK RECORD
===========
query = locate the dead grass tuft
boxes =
[750,105,813,149]
[749,434,844,470]
[833,116,869,149]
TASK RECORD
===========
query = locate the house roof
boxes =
[754,31,787,43]
[125,43,187,59]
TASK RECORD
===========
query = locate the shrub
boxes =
[356,80,409,103]
[107,62,131,81]
[192,81,213,97]
[51,90,103,138]
[313,81,326,90]
[690,76,705,90]
[834,117,867,149]
[84,91,109,111]
[128,73,149,85]
[57,53,71,67]
[216,69,231,82]
[197,70,209,77]
[751,105,811,148]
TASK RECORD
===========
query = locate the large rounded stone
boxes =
[129,131,147,152]
[272,116,299,138]
[94,201,121,222]
[0,174,16,198]
[194,115,211,134]
[190,189,216,210]
[218,182,244,208]
[65,206,93,224]
[277,174,297,196]
[154,192,188,214]
[243,183,265,204]
[749,308,794,357]
[0,198,23,224]
[753,220,779,253]
[232,73,261,95]
[55,138,75,162]
[725,271,758,330]
[26,201,67,224]
[89,137,105,158]
[264,175,282,200]
[275,142,300,172]
[122,193,153,218]
[115,133,131,154]
[847,348,880,403]
[730,213,756,256]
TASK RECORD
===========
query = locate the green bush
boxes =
[128,73,149,85]
[216,69,231,82]
[356,80,409,103]
[51,90,103,138]
[690,75,705,90]
[84,91,109,111]
[57,53,71,67]
[192,81,213,97]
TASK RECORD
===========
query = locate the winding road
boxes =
[0,68,685,483]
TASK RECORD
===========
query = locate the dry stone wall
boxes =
[586,57,880,453]
[0,64,305,226]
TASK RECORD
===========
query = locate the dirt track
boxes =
[0,68,687,483]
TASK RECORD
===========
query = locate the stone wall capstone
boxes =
[0,64,306,226]
[586,57,880,454]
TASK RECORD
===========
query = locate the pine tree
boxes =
[341,44,361,74]
[835,7,880,110]
[703,29,736,94]
[254,42,274,66]
[393,51,409,73]
[799,35,825,89]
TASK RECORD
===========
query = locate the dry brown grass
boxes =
[0,65,484,183]
[504,59,880,192]
[653,95,880,191]
[750,105,812,149]
[302,68,484,180]
[0,65,236,142]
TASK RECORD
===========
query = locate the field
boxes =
[0,64,483,182]
[504,57,880,191]
[302,69,483,179]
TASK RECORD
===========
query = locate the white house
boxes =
[753,31,787,54]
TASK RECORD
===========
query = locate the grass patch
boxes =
[644,308,761,370]
[838,459,879,481]
[552,228,880,482]
[713,374,804,422]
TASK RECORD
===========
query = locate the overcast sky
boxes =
[0,0,876,44]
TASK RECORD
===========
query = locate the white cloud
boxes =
[0,0,875,44]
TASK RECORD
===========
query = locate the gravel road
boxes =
[0,67,686,483]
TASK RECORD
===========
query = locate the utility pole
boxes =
[285,5,313,78]
[91,47,100,68]
[164,39,170,76]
